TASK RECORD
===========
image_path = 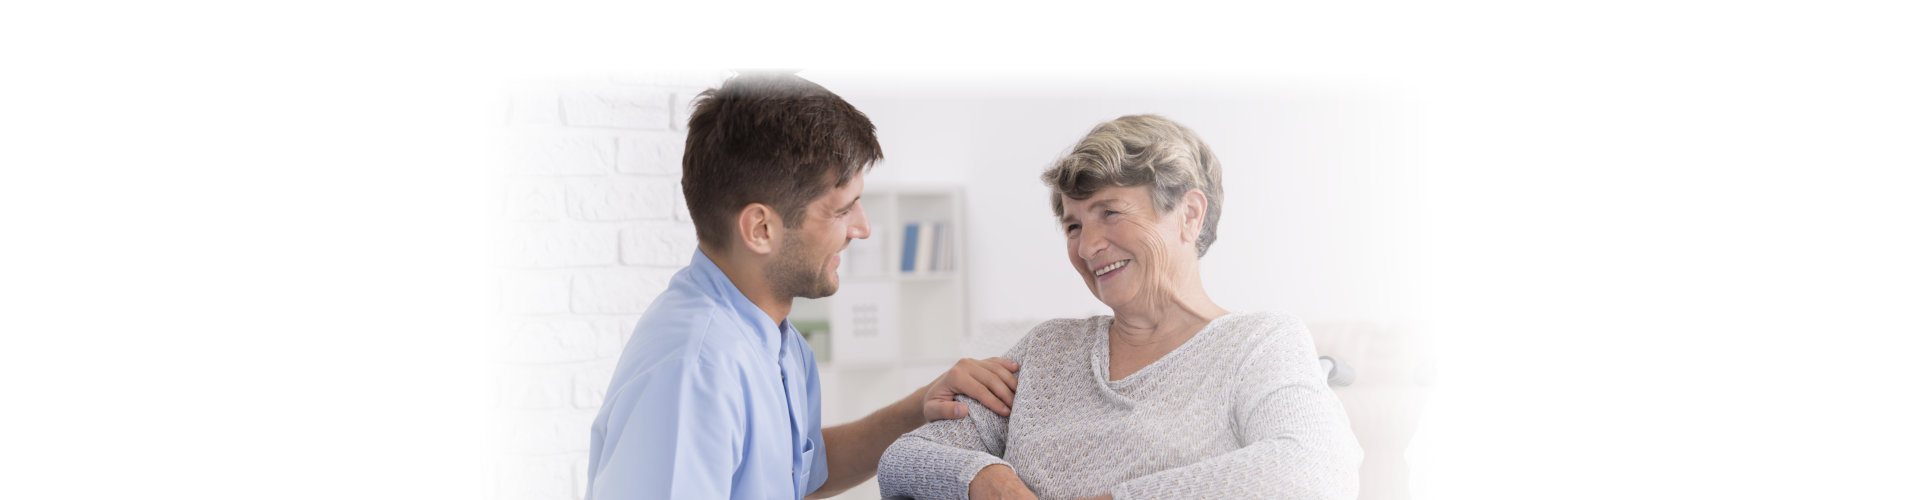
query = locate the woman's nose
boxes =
[1077,225,1107,260]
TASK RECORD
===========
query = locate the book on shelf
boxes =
[912,220,932,274]
[899,222,920,273]
[929,221,945,273]
[899,220,956,273]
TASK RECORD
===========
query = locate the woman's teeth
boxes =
[1094,260,1130,276]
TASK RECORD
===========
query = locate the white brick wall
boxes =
[492,72,725,500]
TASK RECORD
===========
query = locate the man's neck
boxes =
[702,244,793,326]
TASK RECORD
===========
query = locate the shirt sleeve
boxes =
[587,353,747,500]
[1111,316,1364,500]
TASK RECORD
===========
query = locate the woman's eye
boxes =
[1103,210,1120,217]
[1065,224,1080,233]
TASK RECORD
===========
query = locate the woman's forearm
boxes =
[878,396,1015,500]
[1111,437,1359,500]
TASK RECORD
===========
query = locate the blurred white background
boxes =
[490,71,1423,499]
[4,2,1917,499]
[813,73,1422,341]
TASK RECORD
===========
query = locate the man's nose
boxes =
[849,203,871,240]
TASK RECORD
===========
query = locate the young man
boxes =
[585,72,1020,499]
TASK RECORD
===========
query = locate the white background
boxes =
[4,1,1917,499]
[814,73,1420,337]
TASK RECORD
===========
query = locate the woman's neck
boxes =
[1109,298,1226,347]
[1109,272,1227,342]
[1106,283,1228,380]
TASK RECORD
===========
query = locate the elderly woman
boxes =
[877,115,1362,500]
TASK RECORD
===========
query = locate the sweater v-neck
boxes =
[1093,312,1238,386]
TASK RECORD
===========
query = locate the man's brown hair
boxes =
[681,72,883,251]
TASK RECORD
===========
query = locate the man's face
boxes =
[769,172,869,299]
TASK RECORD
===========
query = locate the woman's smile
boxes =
[1093,259,1130,281]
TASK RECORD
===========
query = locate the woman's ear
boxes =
[736,203,779,256]
[1180,188,1207,243]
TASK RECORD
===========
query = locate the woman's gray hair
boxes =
[1042,114,1225,257]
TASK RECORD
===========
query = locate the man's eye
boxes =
[1104,210,1121,217]
[1065,224,1080,233]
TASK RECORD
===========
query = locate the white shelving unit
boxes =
[791,186,969,426]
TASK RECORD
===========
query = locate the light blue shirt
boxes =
[587,250,828,499]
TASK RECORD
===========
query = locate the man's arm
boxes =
[588,356,745,499]
[807,357,1019,499]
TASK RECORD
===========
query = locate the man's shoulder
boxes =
[631,281,725,340]
[607,278,761,390]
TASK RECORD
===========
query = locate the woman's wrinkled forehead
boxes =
[1057,186,1151,222]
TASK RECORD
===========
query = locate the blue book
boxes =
[900,222,920,272]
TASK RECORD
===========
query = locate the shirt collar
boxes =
[688,248,788,360]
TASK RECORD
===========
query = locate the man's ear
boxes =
[736,203,780,256]
[1179,188,1207,244]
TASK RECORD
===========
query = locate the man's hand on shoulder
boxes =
[923,357,1019,421]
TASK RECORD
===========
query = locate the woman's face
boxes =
[1059,185,1190,311]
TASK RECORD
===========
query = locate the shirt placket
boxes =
[777,330,808,494]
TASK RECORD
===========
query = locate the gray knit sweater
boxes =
[878,312,1362,500]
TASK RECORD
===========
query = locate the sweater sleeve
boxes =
[877,319,1064,500]
[1112,316,1363,500]
[876,395,1011,500]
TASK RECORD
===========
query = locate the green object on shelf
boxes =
[792,319,831,364]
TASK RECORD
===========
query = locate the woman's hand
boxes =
[923,357,1020,421]
[968,464,1037,500]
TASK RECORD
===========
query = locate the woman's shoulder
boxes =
[1032,315,1109,332]
[1024,315,1110,344]
[1210,311,1310,346]
[1004,315,1108,360]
